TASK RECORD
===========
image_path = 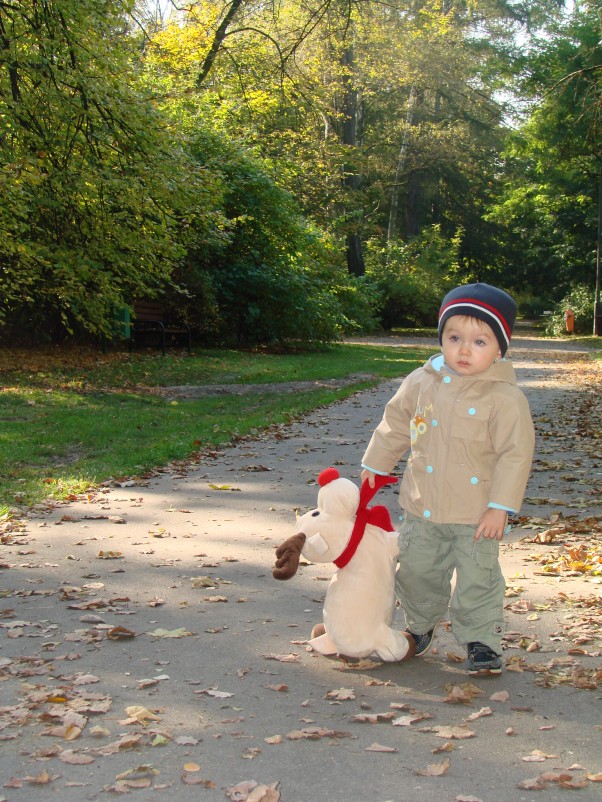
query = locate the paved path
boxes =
[0,336,600,802]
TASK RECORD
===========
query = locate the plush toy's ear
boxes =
[273,533,307,580]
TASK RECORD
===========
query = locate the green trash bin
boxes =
[114,306,131,339]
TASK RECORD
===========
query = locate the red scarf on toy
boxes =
[317,468,398,569]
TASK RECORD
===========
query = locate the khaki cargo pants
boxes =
[395,513,506,654]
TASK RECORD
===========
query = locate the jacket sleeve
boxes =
[488,391,535,512]
[361,371,419,474]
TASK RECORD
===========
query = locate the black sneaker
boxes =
[467,642,502,675]
[407,628,435,657]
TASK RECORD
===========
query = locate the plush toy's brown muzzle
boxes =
[272,533,307,580]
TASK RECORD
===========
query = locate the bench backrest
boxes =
[134,300,164,321]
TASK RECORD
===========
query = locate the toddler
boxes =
[361,283,535,675]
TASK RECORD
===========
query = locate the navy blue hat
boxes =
[438,283,517,356]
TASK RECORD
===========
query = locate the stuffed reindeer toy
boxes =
[273,467,415,663]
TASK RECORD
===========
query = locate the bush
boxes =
[543,284,595,336]
[518,297,553,319]
[172,128,379,347]
[364,226,463,329]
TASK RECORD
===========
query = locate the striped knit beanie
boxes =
[438,283,517,356]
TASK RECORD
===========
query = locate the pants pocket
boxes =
[471,537,499,570]
[397,518,414,553]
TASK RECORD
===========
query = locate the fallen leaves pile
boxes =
[522,515,602,578]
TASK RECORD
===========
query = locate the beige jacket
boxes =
[362,355,535,524]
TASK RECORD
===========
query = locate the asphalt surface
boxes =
[1,333,601,802]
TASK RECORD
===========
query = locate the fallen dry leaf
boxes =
[72,673,100,685]
[261,653,300,663]
[107,626,136,640]
[518,771,592,791]
[242,747,261,759]
[22,770,58,785]
[123,705,160,723]
[521,749,559,762]
[351,712,396,724]
[464,706,493,722]
[444,682,485,702]
[224,780,280,801]
[415,758,451,776]
[181,773,216,787]
[365,742,398,752]
[191,576,218,588]
[57,750,95,765]
[147,627,194,638]
[424,725,476,740]
[174,735,199,745]
[194,688,234,698]
[517,776,547,790]
[392,711,431,727]
[94,734,143,755]
[286,727,353,741]
[325,687,356,701]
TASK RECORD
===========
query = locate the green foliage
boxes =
[364,226,462,329]
[518,296,553,319]
[0,0,592,347]
[487,6,601,300]
[168,123,369,345]
[543,284,595,336]
[0,0,223,341]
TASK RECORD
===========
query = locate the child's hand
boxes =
[360,469,376,488]
[475,508,507,540]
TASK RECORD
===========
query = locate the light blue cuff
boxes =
[488,502,515,513]
[361,463,389,476]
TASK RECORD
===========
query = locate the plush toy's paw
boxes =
[272,533,307,580]
[399,631,416,662]
[310,622,326,639]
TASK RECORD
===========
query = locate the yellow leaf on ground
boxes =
[124,705,160,722]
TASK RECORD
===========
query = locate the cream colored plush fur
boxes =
[295,476,414,662]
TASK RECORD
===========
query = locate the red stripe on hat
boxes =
[439,297,512,338]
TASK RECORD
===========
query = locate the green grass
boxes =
[0,343,435,510]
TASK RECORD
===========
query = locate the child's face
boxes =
[441,315,501,376]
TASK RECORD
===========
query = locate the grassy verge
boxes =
[0,343,434,511]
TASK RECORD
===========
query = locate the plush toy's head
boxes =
[315,467,360,519]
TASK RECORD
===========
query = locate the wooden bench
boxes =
[129,300,192,355]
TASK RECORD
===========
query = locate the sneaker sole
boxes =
[468,666,502,676]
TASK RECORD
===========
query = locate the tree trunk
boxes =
[594,161,602,335]
[340,43,365,276]
[196,0,245,88]
[387,86,416,244]
[346,232,365,277]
